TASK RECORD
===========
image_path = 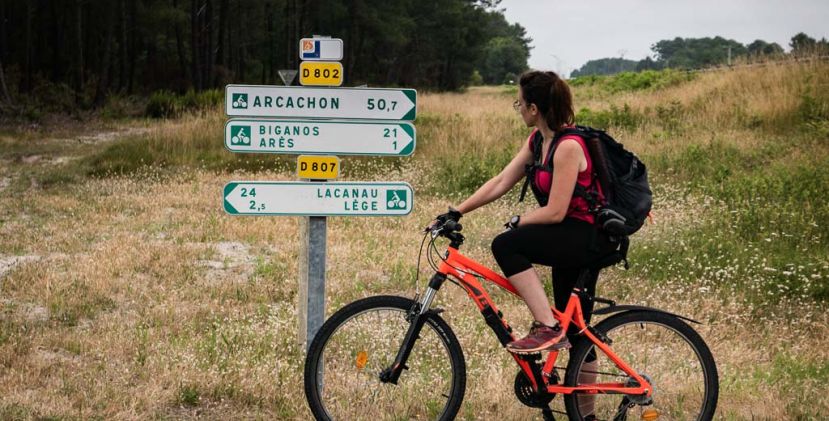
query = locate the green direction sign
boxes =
[225,85,417,121]
[224,119,415,156]
[223,182,414,216]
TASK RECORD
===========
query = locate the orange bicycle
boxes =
[304,220,718,420]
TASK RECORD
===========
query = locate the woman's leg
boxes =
[508,268,557,327]
[491,221,601,353]
[577,360,598,416]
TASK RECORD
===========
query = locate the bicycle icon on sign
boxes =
[230,126,251,146]
[232,93,248,109]
[386,190,407,210]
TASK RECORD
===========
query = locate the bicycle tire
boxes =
[304,295,466,421]
[563,310,719,421]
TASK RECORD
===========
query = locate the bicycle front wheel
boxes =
[304,295,466,421]
[564,310,719,421]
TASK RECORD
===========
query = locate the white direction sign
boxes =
[223,182,414,216]
[300,38,344,61]
[226,85,417,120]
[225,119,415,156]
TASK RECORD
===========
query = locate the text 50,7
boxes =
[367,99,397,111]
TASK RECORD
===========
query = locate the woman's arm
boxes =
[518,139,583,225]
[455,140,533,215]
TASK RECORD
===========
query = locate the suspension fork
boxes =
[379,273,446,384]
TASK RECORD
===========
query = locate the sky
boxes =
[499,0,829,77]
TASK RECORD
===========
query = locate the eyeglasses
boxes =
[513,99,522,111]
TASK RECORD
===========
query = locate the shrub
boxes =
[569,69,696,93]
[145,89,223,118]
[429,146,513,197]
[576,103,644,131]
[145,90,180,118]
[654,100,685,134]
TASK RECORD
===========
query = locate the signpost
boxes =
[223,182,413,216]
[224,119,416,156]
[223,36,416,352]
[225,85,417,120]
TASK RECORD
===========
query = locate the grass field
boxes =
[1,60,828,420]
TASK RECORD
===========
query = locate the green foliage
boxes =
[652,36,747,68]
[789,32,829,55]
[145,89,222,118]
[1,0,530,100]
[640,133,829,303]
[571,58,639,77]
[797,93,829,137]
[177,384,201,406]
[145,91,180,119]
[469,70,484,86]
[798,94,829,124]
[428,146,514,198]
[570,69,696,93]
[747,39,784,56]
[606,69,695,91]
[479,37,530,85]
[576,103,644,131]
[0,404,34,421]
[654,100,685,134]
[475,11,531,85]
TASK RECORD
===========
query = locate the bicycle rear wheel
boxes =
[564,310,718,421]
[304,295,466,421]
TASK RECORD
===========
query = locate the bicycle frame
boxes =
[430,245,653,397]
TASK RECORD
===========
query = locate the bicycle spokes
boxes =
[308,299,462,420]
[568,316,714,421]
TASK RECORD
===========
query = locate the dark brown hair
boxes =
[518,70,574,131]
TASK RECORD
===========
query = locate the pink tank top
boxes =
[527,128,601,224]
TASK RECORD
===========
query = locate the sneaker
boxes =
[506,321,570,354]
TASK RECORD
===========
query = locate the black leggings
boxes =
[491,218,617,338]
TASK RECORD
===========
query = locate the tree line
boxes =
[0,0,531,112]
[571,33,829,78]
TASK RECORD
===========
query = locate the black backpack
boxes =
[519,125,652,237]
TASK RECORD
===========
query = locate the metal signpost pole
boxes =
[297,211,326,350]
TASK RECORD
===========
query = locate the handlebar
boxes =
[428,219,464,247]
[443,220,462,233]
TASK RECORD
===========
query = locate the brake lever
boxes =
[430,227,442,239]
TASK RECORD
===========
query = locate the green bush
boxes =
[145,89,223,118]
[469,70,484,86]
[799,94,827,121]
[145,90,180,118]
[429,146,513,197]
[654,100,685,134]
[576,103,644,130]
[569,69,696,93]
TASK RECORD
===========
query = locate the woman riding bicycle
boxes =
[306,69,719,421]
[430,70,617,354]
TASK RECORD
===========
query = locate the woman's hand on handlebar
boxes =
[425,206,462,232]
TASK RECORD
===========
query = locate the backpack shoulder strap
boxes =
[519,130,544,203]
[545,127,587,169]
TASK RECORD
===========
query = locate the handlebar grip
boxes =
[444,220,462,232]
